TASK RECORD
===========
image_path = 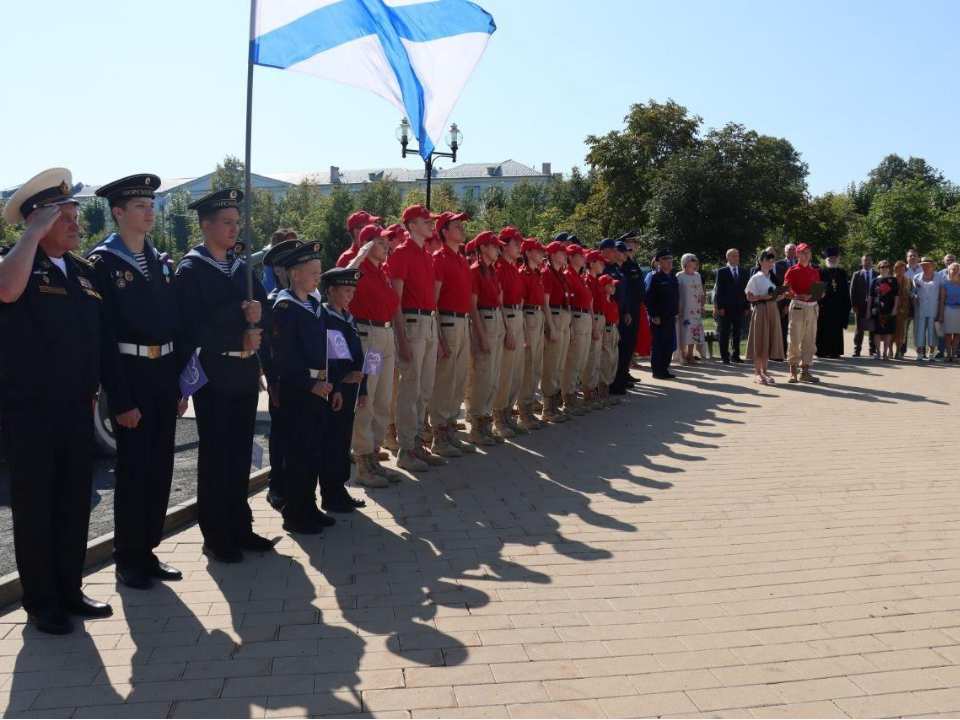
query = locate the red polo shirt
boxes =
[784,264,820,296]
[432,244,472,314]
[541,265,572,308]
[520,265,545,306]
[604,296,620,324]
[384,238,436,311]
[496,257,524,306]
[471,261,502,309]
[586,274,605,314]
[336,244,359,268]
[564,266,593,312]
[349,258,399,323]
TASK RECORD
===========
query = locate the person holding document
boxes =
[783,243,824,384]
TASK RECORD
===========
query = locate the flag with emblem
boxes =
[362,348,384,375]
[179,351,209,398]
[250,0,496,160]
[326,329,353,360]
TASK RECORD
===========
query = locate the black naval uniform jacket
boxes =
[175,246,267,393]
[87,233,182,415]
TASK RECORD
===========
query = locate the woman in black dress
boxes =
[869,260,899,361]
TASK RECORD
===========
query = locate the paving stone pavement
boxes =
[2,352,960,718]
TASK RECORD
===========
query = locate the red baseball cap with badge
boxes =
[545,241,567,255]
[347,210,383,231]
[499,226,523,243]
[472,231,505,248]
[599,275,620,286]
[434,211,470,233]
[359,224,385,244]
[464,239,477,254]
[380,223,406,242]
[796,243,812,254]
[565,244,585,257]
[585,250,604,264]
[520,237,544,254]
[401,204,437,223]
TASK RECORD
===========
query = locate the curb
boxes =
[0,467,271,611]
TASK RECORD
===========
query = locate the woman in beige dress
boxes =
[745,251,785,384]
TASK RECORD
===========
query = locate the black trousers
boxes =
[192,383,257,552]
[321,385,357,502]
[267,398,287,502]
[280,383,332,523]
[112,376,179,571]
[854,327,877,354]
[612,318,635,391]
[650,321,673,376]
[2,398,94,613]
[718,309,745,360]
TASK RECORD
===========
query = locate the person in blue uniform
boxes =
[270,242,339,534]
[645,248,680,380]
[319,267,368,513]
[619,230,646,386]
[601,240,633,394]
[175,187,273,563]
[0,168,113,633]
[259,232,300,512]
[88,174,185,589]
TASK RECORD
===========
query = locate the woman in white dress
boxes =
[677,253,705,365]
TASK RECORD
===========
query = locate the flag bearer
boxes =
[89,174,184,589]
[176,188,273,562]
[540,240,573,422]
[0,168,113,634]
[517,238,550,430]
[492,227,526,438]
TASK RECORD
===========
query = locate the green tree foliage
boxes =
[860,180,938,263]
[211,155,246,190]
[81,198,107,237]
[165,188,199,256]
[319,187,356,268]
[355,178,402,220]
[0,202,16,246]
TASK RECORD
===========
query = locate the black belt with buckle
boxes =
[503,303,522,310]
[438,311,469,318]
[477,305,500,311]
[355,318,392,328]
[522,304,541,311]
[402,308,436,316]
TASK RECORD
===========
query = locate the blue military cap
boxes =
[598,238,616,250]
[617,229,639,242]
[553,231,570,242]
[566,234,580,245]
[654,247,674,261]
[614,241,629,252]
[321,266,362,290]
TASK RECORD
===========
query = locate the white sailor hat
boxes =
[2,168,79,225]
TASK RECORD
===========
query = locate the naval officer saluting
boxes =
[0,168,113,633]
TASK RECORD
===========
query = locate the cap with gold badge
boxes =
[2,168,79,224]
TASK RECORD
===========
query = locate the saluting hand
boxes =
[22,205,61,240]
[242,300,262,325]
[243,328,262,352]
[116,407,142,429]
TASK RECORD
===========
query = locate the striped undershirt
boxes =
[132,252,151,280]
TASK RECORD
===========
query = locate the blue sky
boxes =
[1,0,957,195]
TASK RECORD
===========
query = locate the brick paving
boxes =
[2,353,960,718]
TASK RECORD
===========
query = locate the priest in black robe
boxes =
[816,246,851,358]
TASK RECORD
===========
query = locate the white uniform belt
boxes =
[118,342,173,359]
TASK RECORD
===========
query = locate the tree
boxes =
[165,188,198,255]
[861,180,938,263]
[81,198,106,237]
[584,98,702,234]
[355,178,402,220]
[211,155,245,190]
[319,187,355,268]
[0,202,16,246]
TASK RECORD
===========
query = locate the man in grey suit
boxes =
[849,254,877,357]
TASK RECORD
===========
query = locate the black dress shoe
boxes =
[665,372,677,379]
[28,607,73,635]
[853,350,861,357]
[344,493,366,508]
[309,507,337,527]
[66,594,113,618]
[732,357,744,364]
[722,358,731,364]
[115,566,152,590]
[266,491,286,511]
[282,519,324,535]
[202,544,243,563]
[237,533,275,552]
[321,500,356,514]
[149,559,183,581]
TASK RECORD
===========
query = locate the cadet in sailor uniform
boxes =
[88,174,184,589]
[175,187,273,562]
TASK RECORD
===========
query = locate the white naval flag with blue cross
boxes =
[251,0,496,160]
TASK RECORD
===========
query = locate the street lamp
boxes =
[396,118,462,209]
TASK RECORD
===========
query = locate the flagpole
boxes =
[243,0,257,303]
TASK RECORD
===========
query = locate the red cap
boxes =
[359,224,385,244]
[598,275,620,286]
[347,210,383,231]
[796,243,812,253]
[545,241,567,255]
[381,223,406,242]
[520,238,544,254]
[434,211,470,233]
[464,239,477,254]
[585,250,603,263]
[499,226,523,243]
[565,244,585,257]
[401,204,435,223]
[473,231,505,248]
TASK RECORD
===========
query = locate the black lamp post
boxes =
[396,117,462,210]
